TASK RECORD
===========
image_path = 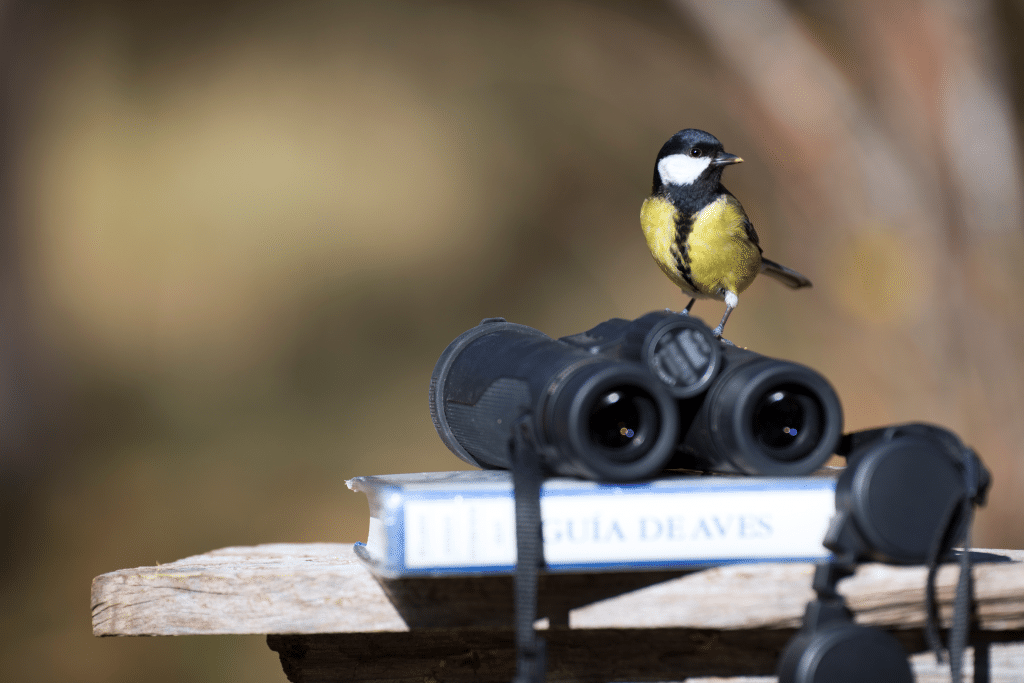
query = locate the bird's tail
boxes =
[760,258,812,289]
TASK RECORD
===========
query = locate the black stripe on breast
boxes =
[672,211,699,292]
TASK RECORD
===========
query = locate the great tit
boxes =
[641,128,811,338]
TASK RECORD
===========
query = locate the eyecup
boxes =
[683,353,843,476]
[548,362,679,482]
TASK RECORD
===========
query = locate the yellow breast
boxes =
[686,195,761,296]
[640,196,690,290]
[641,194,761,299]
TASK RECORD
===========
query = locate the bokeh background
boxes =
[2,0,1023,680]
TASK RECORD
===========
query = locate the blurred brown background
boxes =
[2,0,1023,680]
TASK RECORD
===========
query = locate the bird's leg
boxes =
[712,308,732,337]
[712,292,738,338]
[680,297,696,316]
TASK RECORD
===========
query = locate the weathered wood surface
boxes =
[92,544,407,636]
[92,543,1024,636]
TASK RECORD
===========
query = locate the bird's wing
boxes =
[720,187,762,254]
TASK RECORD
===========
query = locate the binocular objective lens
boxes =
[588,387,659,461]
[752,385,823,461]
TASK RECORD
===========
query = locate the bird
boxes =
[640,128,811,338]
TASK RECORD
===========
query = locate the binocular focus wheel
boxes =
[641,316,721,398]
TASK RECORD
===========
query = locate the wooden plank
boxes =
[266,628,798,683]
[91,543,408,636]
[571,549,1024,631]
[265,630,1024,683]
[92,543,1024,637]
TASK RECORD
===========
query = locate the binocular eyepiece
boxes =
[430,311,844,481]
[671,343,843,477]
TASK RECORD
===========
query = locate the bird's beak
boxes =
[712,152,743,166]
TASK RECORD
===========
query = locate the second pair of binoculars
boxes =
[430,310,844,482]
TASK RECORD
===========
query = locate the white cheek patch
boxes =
[658,154,712,186]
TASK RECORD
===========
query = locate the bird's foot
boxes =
[712,326,735,346]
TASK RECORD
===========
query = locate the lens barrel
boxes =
[672,345,843,476]
[430,318,680,481]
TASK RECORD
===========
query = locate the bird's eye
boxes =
[689,147,702,158]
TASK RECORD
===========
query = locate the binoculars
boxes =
[429,312,992,683]
[430,311,844,481]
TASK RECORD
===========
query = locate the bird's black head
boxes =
[651,129,742,194]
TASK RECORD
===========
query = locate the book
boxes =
[348,470,837,578]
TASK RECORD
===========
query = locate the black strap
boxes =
[923,494,961,659]
[923,449,980,683]
[509,416,547,683]
[949,521,974,681]
[950,451,980,683]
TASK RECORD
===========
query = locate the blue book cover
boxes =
[348,470,837,578]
